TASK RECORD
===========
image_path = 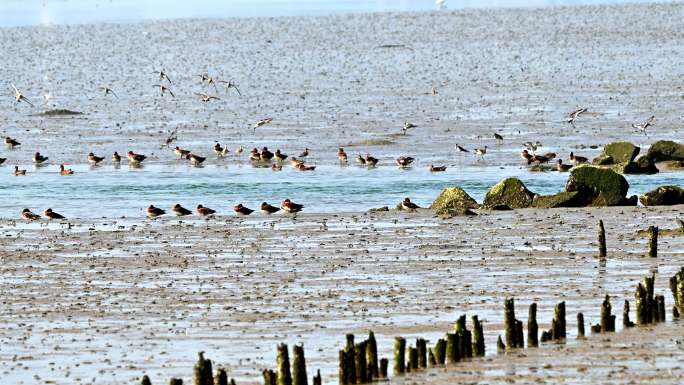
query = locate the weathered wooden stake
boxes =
[428,348,437,367]
[445,333,459,363]
[355,341,368,383]
[312,370,321,385]
[408,346,418,371]
[515,319,524,348]
[344,346,356,385]
[455,315,472,358]
[215,369,228,385]
[393,337,406,375]
[623,300,634,328]
[656,295,666,322]
[379,358,388,378]
[169,379,183,385]
[277,344,292,385]
[292,344,307,385]
[636,274,656,325]
[598,220,607,258]
[141,375,152,385]
[434,339,446,364]
[552,302,566,340]
[263,369,277,385]
[648,226,658,258]
[194,352,213,385]
[600,294,615,332]
[346,334,355,350]
[338,350,347,385]
[496,335,505,353]
[577,312,585,338]
[669,268,684,316]
[416,338,427,368]
[528,303,538,347]
[472,315,485,356]
[367,331,379,380]
[504,298,516,349]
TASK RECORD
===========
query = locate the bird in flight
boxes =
[632,115,655,136]
[100,86,118,98]
[566,108,587,127]
[156,70,172,84]
[403,121,417,135]
[195,93,220,102]
[11,84,33,106]
[253,118,273,131]
[218,80,241,96]
[153,84,174,97]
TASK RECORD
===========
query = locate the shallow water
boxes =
[0,0,661,27]
[1,161,682,218]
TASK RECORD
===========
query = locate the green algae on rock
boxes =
[431,187,479,216]
[565,165,629,206]
[600,142,640,164]
[531,191,580,208]
[482,178,536,210]
[639,185,684,206]
[646,140,684,162]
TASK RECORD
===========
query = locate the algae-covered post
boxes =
[367,331,379,380]
[263,369,277,385]
[670,268,684,317]
[277,344,292,385]
[312,370,321,385]
[455,315,472,358]
[193,352,213,385]
[600,295,615,332]
[528,303,538,347]
[355,341,368,383]
[553,302,566,340]
[504,298,516,349]
[141,375,152,385]
[416,338,427,368]
[472,315,485,356]
[445,333,459,363]
[394,337,406,374]
[496,335,505,353]
[379,358,388,378]
[407,345,418,371]
[434,338,446,364]
[215,369,228,385]
[623,300,635,328]
[292,344,307,385]
[648,226,658,258]
[598,220,607,258]
[170,379,183,385]
[577,313,585,338]
[656,295,666,322]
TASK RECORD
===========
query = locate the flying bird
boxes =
[632,115,655,135]
[11,84,33,106]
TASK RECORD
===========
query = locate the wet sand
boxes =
[2,1,684,384]
[2,206,684,384]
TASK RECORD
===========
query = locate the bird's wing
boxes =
[11,84,19,94]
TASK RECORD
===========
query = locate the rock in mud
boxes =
[565,165,629,206]
[431,187,479,216]
[35,109,84,116]
[618,156,659,175]
[645,140,684,162]
[482,178,536,210]
[594,142,640,164]
[639,186,684,206]
[531,191,581,208]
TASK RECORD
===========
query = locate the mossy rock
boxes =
[431,187,479,215]
[639,186,684,206]
[601,142,640,164]
[531,191,581,208]
[35,109,83,116]
[646,140,684,162]
[592,154,614,166]
[482,178,536,210]
[565,165,629,206]
[617,156,659,175]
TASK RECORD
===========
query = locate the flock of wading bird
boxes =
[7,75,658,221]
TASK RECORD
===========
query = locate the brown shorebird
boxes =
[43,208,65,220]
[556,159,573,172]
[569,152,588,165]
[196,204,216,216]
[281,199,304,213]
[112,152,121,163]
[429,164,447,172]
[32,152,48,164]
[234,204,254,215]
[146,205,166,218]
[21,208,40,221]
[88,152,105,165]
[14,166,26,176]
[11,84,33,106]
[338,148,348,163]
[260,202,281,214]
[59,164,74,175]
[395,156,414,168]
[172,204,192,216]
[401,197,420,211]
[475,146,488,160]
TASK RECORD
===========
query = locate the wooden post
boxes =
[577,313,585,338]
[623,300,634,328]
[379,358,388,378]
[277,344,292,385]
[263,369,277,385]
[292,344,307,385]
[504,298,516,349]
[407,346,418,371]
[600,294,615,332]
[515,319,524,348]
[552,302,566,340]
[355,342,368,383]
[528,303,538,347]
[472,315,485,356]
[648,226,658,258]
[367,331,378,380]
[170,379,183,385]
[496,335,505,353]
[598,220,607,258]
[455,315,472,358]
[312,370,321,385]
[346,334,355,350]
[416,338,427,368]
[434,339,446,365]
[194,352,213,385]
[393,337,406,375]
[669,268,684,316]
[338,350,348,385]
[141,375,152,385]
[215,369,228,385]
[344,346,356,385]
[656,295,666,322]
[428,348,437,367]
[445,333,459,364]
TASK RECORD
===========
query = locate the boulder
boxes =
[431,187,479,216]
[619,156,659,175]
[645,140,684,162]
[639,186,684,206]
[657,160,684,171]
[601,142,640,164]
[482,178,536,210]
[565,165,629,206]
[592,154,614,166]
[531,191,581,208]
